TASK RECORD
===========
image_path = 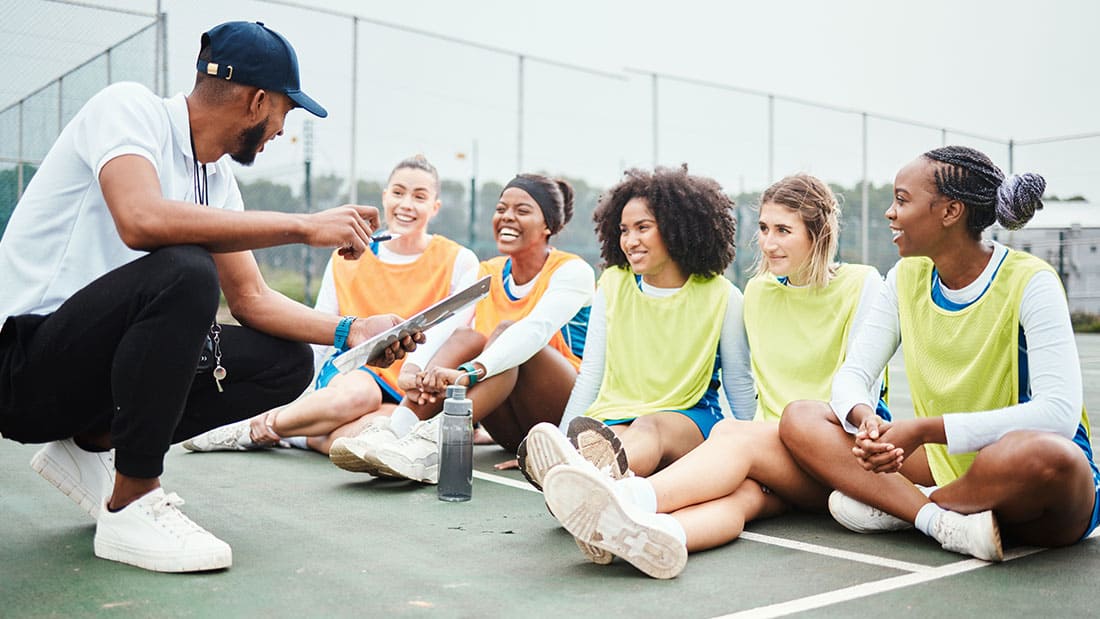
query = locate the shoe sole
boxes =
[828,491,913,533]
[94,537,232,573]
[567,417,630,478]
[974,511,1004,562]
[543,465,686,579]
[328,441,403,478]
[518,423,586,491]
[373,450,438,484]
[30,445,107,519]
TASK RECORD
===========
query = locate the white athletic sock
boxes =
[652,513,687,546]
[917,484,938,497]
[390,406,419,437]
[614,476,658,513]
[914,502,947,537]
[285,436,309,450]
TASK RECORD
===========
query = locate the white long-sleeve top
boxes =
[312,237,480,372]
[558,278,757,431]
[404,257,595,379]
[831,241,1083,454]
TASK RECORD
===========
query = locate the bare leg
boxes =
[478,346,578,453]
[649,419,831,513]
[932,430,1096,546]
[610,412,704,476]
[672,480,788,552]
[265,371,383,438]
[107,474,160,511]
[305,403,397,454]
[779,400,932,522]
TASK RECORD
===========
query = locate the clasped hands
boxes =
[397,365,473,406]
[851,415,927,474]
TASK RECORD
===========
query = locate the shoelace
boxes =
[150,492,206,536]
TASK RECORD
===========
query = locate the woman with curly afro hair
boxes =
[529,172,889,578]
[519,164,756,499]
[782,146,1098,564]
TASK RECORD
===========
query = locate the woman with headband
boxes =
[330,173,595,483]
[781,146,1097,562]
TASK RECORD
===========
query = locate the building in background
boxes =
[991,200,1100,313]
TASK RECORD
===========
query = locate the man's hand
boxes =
[347,314,425,368]
[304,205,380,260]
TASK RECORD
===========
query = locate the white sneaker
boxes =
[372,416,441,483]
[329,417,401,476]
[181,420,261,452]
[94,488,232,572]
[517,423,589,491]
[828,490,913,533]
[542,464,687,579]
[30,438,115,519]
[931,510,1003,562]
[567,416,630,478]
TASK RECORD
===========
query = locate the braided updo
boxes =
[923,145,1046,236]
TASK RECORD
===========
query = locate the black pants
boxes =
[0,246,313,478]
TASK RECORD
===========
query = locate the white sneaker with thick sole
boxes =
[932,509,1003,562]
[329,418,401,476]
[518,423,620,565]
[372,416,441,484]
[567,416,630,479]
[828,490,913,533]
[94,488,232,572]
[30,438,115,519]
[543,464,687,579]
[181,420,260,452]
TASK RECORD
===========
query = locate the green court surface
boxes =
[3,336,1099,618]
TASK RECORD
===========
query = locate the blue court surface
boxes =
[2,336,1098,617]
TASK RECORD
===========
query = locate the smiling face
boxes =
[231,91,295,166]
[619,196,684,286]
[887,157,950,258]
[493,187,550,254]
[382,167,440,237]
[758,201,813,284]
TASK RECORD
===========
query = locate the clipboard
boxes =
[331,275,491,374]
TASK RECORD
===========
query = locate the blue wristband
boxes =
[334,316,357,352]
[457,362,481,386]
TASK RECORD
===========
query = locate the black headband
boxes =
[503,176,561,234]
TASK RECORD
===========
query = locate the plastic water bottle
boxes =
[438,384,473,501]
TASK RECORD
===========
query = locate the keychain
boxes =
[210,323,227,392]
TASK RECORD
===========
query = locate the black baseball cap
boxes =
[197,21,327,118]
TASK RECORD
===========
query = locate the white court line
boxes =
[738,532,933,573]
[475,468,936,574]
[474,469,540,492]
[712,546,1046,619]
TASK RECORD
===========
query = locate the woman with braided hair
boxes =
[780,146,1098,562]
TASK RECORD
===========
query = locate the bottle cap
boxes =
[445,384,466,401]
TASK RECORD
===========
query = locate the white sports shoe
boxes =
[181,419,263,452]
[931,509,1003,562]
[329,417,401,476]
[543,464,687,579]
[517,424,614,565]
[30,438,115,519]
[567,417,630,478]
[94,488,232,572]
[828,491,913,533]
[372,416,441,484]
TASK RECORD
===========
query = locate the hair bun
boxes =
[995,173,1045,230]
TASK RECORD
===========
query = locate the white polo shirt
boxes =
[0,82,243,322]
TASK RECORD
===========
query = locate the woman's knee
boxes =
[327,380,383,419]
[981,430,1088,485]
[778,400,830,447]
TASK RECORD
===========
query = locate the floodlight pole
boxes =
[861,112,869,264]
[767,94,775,184]
[349,17,359,203]
[303,119,315,305]
[651,73,659,167]
[517,55,525,173]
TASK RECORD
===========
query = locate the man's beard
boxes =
[230,118,269,166]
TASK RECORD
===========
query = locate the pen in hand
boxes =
[371,233,392,243]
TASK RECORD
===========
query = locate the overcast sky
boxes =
[49,0,1100,199]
